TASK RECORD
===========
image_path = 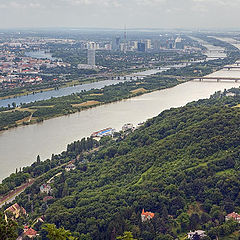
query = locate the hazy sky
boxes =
[1,0,240,29]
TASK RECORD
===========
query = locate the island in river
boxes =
[0,57,235,132]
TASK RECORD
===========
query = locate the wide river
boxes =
[0,69,240,180]
[0,43,236,181]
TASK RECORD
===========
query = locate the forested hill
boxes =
[13,92,240,239]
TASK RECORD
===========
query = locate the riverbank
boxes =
[0,57,238,132]
[0,76,104,101]
[0,66,151,102]
[0,74,181,132]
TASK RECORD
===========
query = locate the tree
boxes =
[0,211,18,240]
[177,212,190,232]
[37,155,41,164]
[117,231,137,240]
[62,182,69,197]
[155,234,174,240]
[190,213,200,230]
[192,233,201,240]
[42,224,75,240]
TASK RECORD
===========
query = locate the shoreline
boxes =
[0,79,183,133]
[0,68,149,101]
[0,77,104,101]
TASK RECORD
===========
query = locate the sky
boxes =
[1,0,240,30]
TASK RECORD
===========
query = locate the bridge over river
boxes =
[196,76,240,82]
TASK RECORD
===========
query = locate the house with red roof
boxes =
[43,196,54,202]
[5,203,27,219]
[225,212,240,223]
[141,209,155,222]
[24,226,38,238]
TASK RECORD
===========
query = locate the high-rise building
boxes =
[145,39,152,49]
[175,37,184,49]
[133,41,138,49]
[137,42,146,52]
[88,49,95,66]
[87,42,98,50]
[152,40,161,50]
[112,37,120,51]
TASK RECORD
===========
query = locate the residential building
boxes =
[65,163,76,172]
[141,209,155,222]
[137,42,146,52]
[5,203,27,219]
[88,49,95,66]
[43,196,54,202]
[122,123,134,132]
[40,184,52,194]
[187,230,206,239]
[24,226,37,238]
[225,212,240,222]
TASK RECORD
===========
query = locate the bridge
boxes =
[223,65,240,70]
[110,75,145,81]
[205,56,225,59]
[196,76,240,82]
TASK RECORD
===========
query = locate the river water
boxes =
[0,69,167,108]
[0,43,235,181]
[25,50,57,61]
[0,71,240,180]
[1,41,220,108]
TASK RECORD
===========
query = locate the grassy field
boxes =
[131,88,147,94]
[72,101,100,107]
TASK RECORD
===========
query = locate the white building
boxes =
[225,212,240,222]
[122,123,134,132]
[145,39,152,49]
[65,163,76,172]
[187,230,206,239]
[87,49,95,66]
[40,184,52,194]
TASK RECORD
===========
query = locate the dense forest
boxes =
[0,110,31,130]
[2,90,240,239]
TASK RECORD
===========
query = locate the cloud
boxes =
[1,0,240,29]
[0,0,43,9]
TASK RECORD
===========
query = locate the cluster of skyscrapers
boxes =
[82,36,185,68]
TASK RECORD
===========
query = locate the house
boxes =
[141,209,155,222]
[187,230,206,239]
[43,196,54,202]
[24,226,37,238]
[122,123,134,132]
[225,212,240,223]
[39,184,52,194]
[226,92,236,97]
[5,203,27,219]
[65,163,76,172]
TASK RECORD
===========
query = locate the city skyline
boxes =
[1,0,240,30]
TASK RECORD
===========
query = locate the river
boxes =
[0,69,240,181]
[1,41,218,108]
[25,50,57,61]
[0,43,234,181]
[0,68,168,108]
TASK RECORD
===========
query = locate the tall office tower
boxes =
[112,36,120,51]
[123,25,127,53]
[153,40,161,50]
[137,42,146,52]
[88,49,95,66]
[145,39,152,49]
[175,37,184,49]
[133,41,138,49]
